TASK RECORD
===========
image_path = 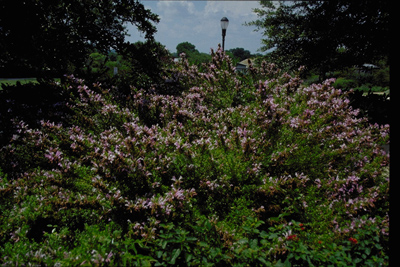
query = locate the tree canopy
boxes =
[175,42,211,67]
[176,42,199,55]
[227,48,252,61]
[0,0,159,78]
[247,0,390,76]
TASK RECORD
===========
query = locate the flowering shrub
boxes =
[0,46,389,265]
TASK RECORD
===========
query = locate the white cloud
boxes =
[204,1,260,19]
[156,1,197,22]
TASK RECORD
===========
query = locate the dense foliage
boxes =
[0,48,389,266]
[227,48,253,62]
[247,0,390,77]
[0,0,159,78]
[175,42,212,67]
[83,40,172,92]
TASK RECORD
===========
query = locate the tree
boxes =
[227,48,252,61]
[247,0,389,78]
[118,40,171,88]
[176,42,211,67]
[0,0,159,78]
[176,42,199,56]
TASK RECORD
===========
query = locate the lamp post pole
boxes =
[220,17,229,51]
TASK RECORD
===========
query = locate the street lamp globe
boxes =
[220,17,229,51]
[221,17,229,31]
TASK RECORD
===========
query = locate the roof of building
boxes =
[237,58,254,68]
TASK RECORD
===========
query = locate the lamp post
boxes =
[220,17,229,51]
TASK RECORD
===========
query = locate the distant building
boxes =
[356,63,380,74]
[173,57,182,63]
[235,58,254,73]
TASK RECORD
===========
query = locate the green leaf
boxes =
[249,239,258,249]
[185,253,193,263]
[260,230,268,238]
[162,240,168,249]
[238,238,249,245]
[205,221,212,231]
[186,236,198,242]
[169,248,181,264]
[276,258,292,267]
[199,241,209,247]
[268,233,279,240]
[156,251,163,259]
[243,226,251,232]
[258,257,270,265]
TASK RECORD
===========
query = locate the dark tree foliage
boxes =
[227,47,252,61]
[109,40,176,101]
[175,42,212,67]
[0,0,159,78]
[176,42,199,55]
[248,0,389,76]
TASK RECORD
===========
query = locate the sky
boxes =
[125,0,265,55]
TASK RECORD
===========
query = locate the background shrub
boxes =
[332,77,358,90]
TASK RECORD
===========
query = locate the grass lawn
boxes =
[0,78,61,90]
[0,78,38,89]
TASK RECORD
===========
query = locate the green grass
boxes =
[0,78,38,89]
[0,78,62,90]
